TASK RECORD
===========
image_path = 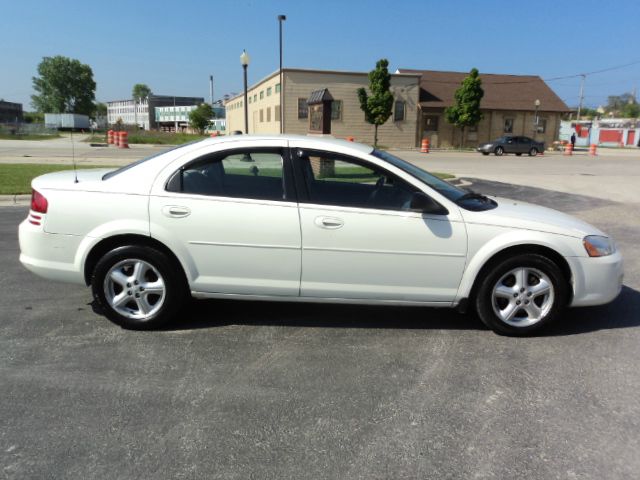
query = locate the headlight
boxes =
[583,235,616,257]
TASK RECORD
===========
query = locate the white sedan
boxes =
[18,135,623,335]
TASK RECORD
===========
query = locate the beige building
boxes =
[225,67,569,149]
[225,68,421,148]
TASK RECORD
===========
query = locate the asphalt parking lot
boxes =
[1,163,639,479]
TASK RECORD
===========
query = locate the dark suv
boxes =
[477,136,544,156]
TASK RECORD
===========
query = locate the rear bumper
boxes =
[18,219,84,284]
[568,251,624,307]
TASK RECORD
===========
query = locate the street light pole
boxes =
[240,49,250,134]
[278,14,286,134]
[534,98,540,139]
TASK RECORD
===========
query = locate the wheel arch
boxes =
[460,244,574,309]
[83,234,189,288]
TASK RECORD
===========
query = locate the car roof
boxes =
[197,134,374,154]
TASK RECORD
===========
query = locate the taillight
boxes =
[31,189,48,214]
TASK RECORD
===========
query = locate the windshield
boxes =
[371,149,468,202]
[102,140,203,180]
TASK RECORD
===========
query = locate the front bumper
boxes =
[477,145,493,153]
[567,250,624,307]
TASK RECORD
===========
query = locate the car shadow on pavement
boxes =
[538,285,640,337]
[159,285,640,336]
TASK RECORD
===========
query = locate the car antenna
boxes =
[70,128,78,183]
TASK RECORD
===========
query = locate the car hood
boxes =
[460,196,606,238]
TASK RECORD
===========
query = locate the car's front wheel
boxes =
[91,245,187,329]
[494,147,504,156]
[475,254,568,335]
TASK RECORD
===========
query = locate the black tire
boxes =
[494,147,504,156]
[481,152,489,156]
[91,245,187,330]
[475,253,568,336]
[528,147,538,156]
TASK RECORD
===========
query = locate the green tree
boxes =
[31,56,96,115]
[94,102,107,119]
[357,59,394,147]
[23,112,44,124]
[606,93,635,114]
[621,102,640,118]
[132,84,152,102]
[189,103,214,134]
[445,68,484,148]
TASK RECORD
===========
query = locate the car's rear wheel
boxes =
[529,147,538,156]
[475,254,568,335]
[494,147,504,156]
[91,245,186,329]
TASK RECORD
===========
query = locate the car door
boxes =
[149,142,301,296]
[504,136,517,153]
[518,136,532,153]
[290,146,467,303]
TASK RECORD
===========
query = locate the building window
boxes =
[394,100,405,122]
[331,100,342,120]
[260,109,264,122]
[275,105,281,122]
[275,83,281,93]
[423,115,439,131]
[267,87,272,97]
[260,91,264,100]
[298,98,308,119]
[249,97,252,104]
[504,118,514,133]
[536,118,547,134]
[267,107,271,122]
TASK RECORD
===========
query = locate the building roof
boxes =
[397,69,569,112]
[307,88,334,104]
[224,68,421,104]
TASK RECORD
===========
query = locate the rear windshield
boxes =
[102,140,202,180]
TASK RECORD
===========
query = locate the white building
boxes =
[107,95,205,130]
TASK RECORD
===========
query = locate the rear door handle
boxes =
[162,205,191,218]
[315,216,344,229]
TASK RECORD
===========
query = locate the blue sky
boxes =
[2,0,639,110]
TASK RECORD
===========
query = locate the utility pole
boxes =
[577,74,586,121]
[209,75,214,106]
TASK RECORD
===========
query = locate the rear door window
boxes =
[167,149,287,202]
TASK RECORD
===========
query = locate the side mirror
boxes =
[409,192,449,215]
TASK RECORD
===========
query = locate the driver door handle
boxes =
[315,216,344,229]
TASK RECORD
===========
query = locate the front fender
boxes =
[455,225,582,303]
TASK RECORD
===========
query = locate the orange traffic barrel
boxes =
[421,138,430,153]
[107,130,114,144]
[118,131,129,149]
[589,144,597,156]
[563,143,573,156]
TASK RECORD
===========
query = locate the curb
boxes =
[0,194,30,207]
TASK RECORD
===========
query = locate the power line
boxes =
[545,59,640,81]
